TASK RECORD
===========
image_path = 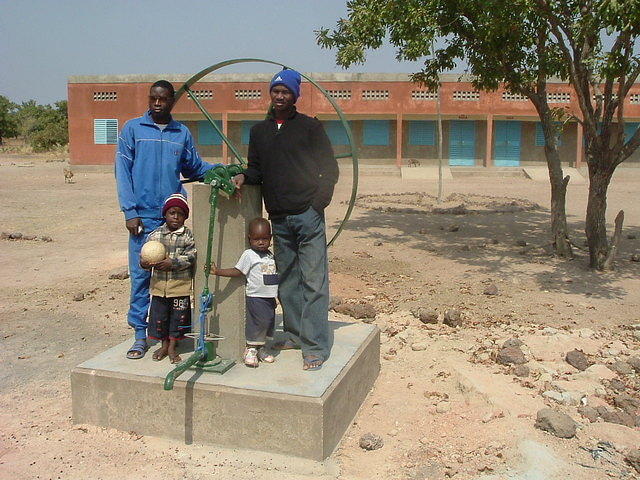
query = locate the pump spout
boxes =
[163,348,206,390]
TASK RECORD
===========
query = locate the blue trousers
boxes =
[127,217,164,340]
[271,207,330,360]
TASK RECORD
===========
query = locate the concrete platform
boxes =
[71,320,379,461]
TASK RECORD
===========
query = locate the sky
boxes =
[0,0,424,105]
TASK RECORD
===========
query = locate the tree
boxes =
[0,95,19,145]
[15,100,68,151]
[318,0,640,268]
[534,1,640,269]
[29,100,68,152]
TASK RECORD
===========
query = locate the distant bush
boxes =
[15,100,68,152]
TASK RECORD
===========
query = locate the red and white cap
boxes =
[162,193,189,218]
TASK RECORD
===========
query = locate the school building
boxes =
[67,73,640,168]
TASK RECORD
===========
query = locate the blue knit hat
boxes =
[269,69,301,101]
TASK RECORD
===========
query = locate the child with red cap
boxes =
[140,193,195,363]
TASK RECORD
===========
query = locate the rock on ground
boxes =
[334,302,377,320]
[108,266,129,280]
[496,346,527,365]
[534,408,577,438]
[483,283,499,296]
[627,356,640,373]
[626,449,640,473]
[578,406,599,423]
[443,309,462,327]
[359,433,384,451]
[411,306,439,324]
[565,349,591,371]
[512,364,530,377]
[599,408,635,427]
[609,361,634,376]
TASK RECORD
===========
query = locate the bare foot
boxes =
[152,347,168,361]
[168,339,181,364]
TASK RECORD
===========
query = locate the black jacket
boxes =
[243,108,339,218]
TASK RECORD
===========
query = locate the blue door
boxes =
[449,121,476,166]
[494,121,521,166]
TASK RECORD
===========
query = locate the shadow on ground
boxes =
[333,201,639,301]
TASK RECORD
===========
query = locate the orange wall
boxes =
[68,79,640,165]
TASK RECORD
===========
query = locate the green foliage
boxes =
[317,0,640,164]
[13,99,68,152]
[0,95,19,144]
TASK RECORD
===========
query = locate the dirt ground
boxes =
[2,155,640,480]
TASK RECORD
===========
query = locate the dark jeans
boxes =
[271,206,330,359]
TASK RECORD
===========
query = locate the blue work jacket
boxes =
[115,111,215,220]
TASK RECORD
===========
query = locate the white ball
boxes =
[141,240,166,264]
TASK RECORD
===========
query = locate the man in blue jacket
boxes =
[115,80,216,359]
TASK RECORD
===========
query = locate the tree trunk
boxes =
[585,164,615,269]
[545,146,573,257]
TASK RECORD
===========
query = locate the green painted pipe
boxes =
[163,348,206,391]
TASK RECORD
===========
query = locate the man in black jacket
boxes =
[233,69,339,370]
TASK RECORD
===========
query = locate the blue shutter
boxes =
[625,122,640,142]
[94,119,118,144]
[198,120,223,145]
[323,120,349,146]
[494,121,521,166]
[448,121,476,166]
[409,121,435,146]
[535,122,562,146]
[363,120,390,146]
[241,121,259,145]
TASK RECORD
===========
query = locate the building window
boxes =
[188,90,214,100]
[502,92,527,101]
[93,92,117,101]
[625,123,640,142]
[453,91,480,100]
[629,94,640,104]
[241,120,259,145]
[411,90,438,100]
[535,122,563,146]
[94,119,118,144]
[547,92,571,103]
[235,90,261,100]
[408,121,435,146]
[363,120,390,146]
[198,120,223,145]
[327,90,352,100]
[323,120,350,146]
[362,90,389,100]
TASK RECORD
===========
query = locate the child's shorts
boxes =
[245,296,276,345]
[148,295,191,340]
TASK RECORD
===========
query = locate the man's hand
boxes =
[126,218,143,236]
[140,259,152,269]
[232,173,245,199]
[153,257,173,271]
[232,173,245,189]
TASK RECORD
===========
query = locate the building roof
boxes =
[67,72,572,85]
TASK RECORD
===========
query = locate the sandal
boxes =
[303,355,324,371]
[126,339,148,359]
[258,348,275,363]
